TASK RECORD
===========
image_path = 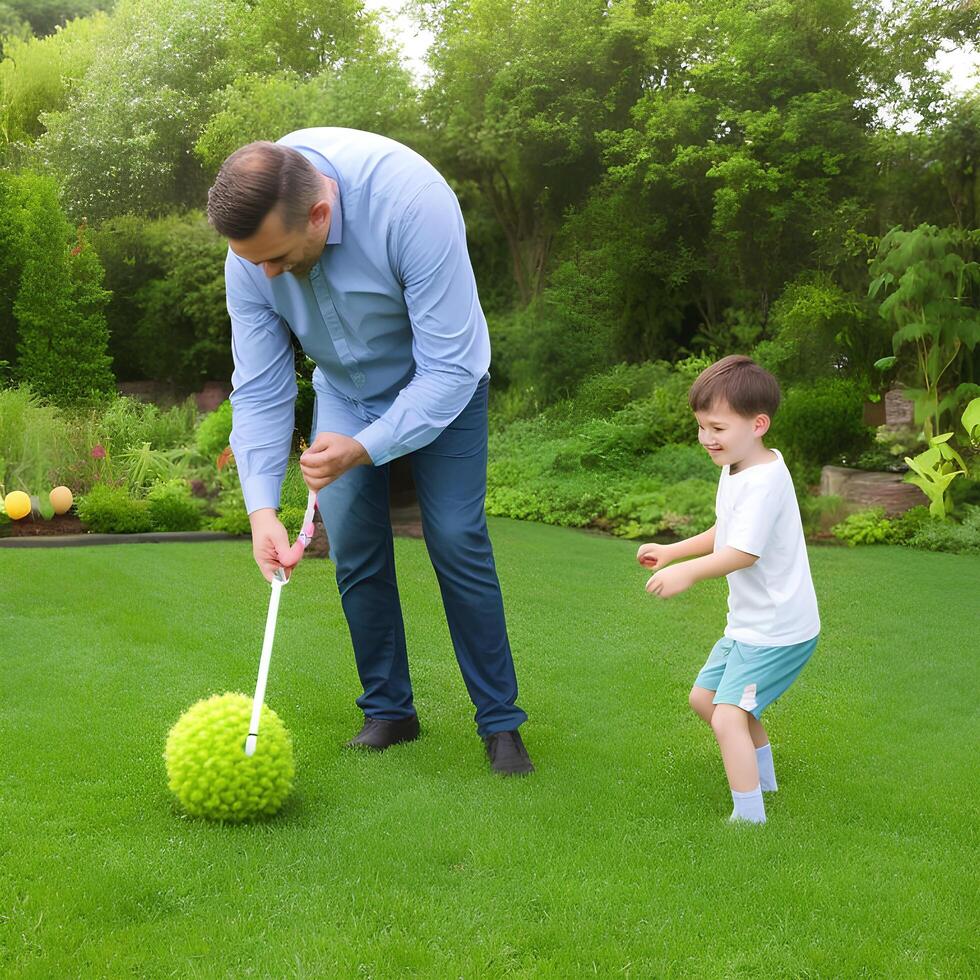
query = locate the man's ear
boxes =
[309,198,331,228]
[755,413,772,437]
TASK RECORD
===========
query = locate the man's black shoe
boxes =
[483,730,534,775]
[345,715,420,750]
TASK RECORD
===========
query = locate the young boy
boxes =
[637,355,819,824]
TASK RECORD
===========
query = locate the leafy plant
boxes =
[0,385,68,493]
[119,442,195,494]
[831,508,894,546]
[904,432,967,519]
[870,224,980,438]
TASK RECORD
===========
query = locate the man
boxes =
[206,128,532,775]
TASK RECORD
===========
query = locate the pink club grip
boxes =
[281,492,318,569]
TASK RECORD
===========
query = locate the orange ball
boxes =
[4,490,31,520]
[49,486,74,515]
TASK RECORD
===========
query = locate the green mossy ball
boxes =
[164,692,295,822]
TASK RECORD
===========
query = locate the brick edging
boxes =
[0,531,246,549]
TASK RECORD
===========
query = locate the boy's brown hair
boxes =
[688,355,781,418]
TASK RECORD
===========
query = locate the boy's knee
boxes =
[710,703,748,738]
[689,687,710,716]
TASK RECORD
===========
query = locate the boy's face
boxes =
[695,400,770,469]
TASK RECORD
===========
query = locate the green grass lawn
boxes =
[2,519,978,977]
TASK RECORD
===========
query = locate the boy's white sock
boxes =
[756,743,777,792]
[730,785,766,824]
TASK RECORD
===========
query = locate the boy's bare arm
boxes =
[637,525,715,569]
[646,545,757,598]
[670,525,716,561]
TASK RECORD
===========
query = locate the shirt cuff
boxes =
[241,475,284,515]
[354,416,401,466]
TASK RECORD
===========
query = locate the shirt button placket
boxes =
[311,268,365,390]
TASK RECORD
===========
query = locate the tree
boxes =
[0,13,107,149]
[36,0,387,221]
[11,172,113,403]
[417,0,645,304]
[2,0,106,37]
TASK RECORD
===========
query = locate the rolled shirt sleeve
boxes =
[225,253,297,514]
[353,181,490,465]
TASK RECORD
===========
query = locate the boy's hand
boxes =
[637,542,674,569]
[646,563,694,599]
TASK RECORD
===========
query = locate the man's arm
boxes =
[225,253,298,580]
[225,252,297,515]
[353,181,490,465]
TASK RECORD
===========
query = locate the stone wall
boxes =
[820,466,925,515]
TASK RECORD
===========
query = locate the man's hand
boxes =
[249,509,294,582]
[646,563,695,599]
[637,542,676,570]
[299,432,371,491]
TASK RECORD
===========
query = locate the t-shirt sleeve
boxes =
[725,477,782,557]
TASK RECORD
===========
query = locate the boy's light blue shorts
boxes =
[694,635,818,718]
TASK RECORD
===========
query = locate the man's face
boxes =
[228,200,331,279]
[694,400,769,469]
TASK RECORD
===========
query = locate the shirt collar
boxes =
[326,184,343,246]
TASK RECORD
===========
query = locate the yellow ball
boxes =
[4,491,31,520]
[50,486,74,515]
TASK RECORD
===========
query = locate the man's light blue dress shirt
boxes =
[225,128,491,514]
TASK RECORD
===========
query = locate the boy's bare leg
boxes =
[691,686,769,747]
[689,686,716,724]
[710,704,760,792]
[748,713,769,748]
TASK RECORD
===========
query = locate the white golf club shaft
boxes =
[245,575,285,756]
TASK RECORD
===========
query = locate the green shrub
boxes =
[831,508,893,546]
[91,212,231,390]
[642,444,718,483]
[145,399,198,450]
[195,399,233,460]
[906,505,980,555]
[488,300,617,405]
[209,509,252,535]
[799,494,852,539]
[83,395,198,458]
[0,385,69,492]
[147,479,203,532]
[552,362,674,424]
[829,503,980,554]
[887,505,932,545]
[770,377,871,486]
[753,274,884,383]
[608,478,716,538]
[76,483,153,533]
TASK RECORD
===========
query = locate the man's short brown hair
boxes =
[206,141,322,240]
[688,355,781,418]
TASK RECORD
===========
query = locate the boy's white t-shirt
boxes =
[714,448,820,646]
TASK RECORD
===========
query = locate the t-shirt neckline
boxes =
[726,447,782,478]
